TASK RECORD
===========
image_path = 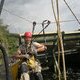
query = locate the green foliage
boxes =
[7,34,19,55]
[0,25,9,45]
[0,20,18,55]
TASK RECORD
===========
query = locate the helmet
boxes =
[24,32,32,38]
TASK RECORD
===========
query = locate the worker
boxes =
[14,32,47,80]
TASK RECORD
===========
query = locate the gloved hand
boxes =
[25,53,30,59]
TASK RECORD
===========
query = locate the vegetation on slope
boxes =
[0,19,18,55]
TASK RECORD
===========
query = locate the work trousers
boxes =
[18,62,43,80]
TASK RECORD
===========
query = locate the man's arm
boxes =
[13,49,29,59]
[33,42,47,52]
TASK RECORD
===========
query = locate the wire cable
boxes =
[3,8,33,23]
[2,8,80,24]
[63,0,80,25]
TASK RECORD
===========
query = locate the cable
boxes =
[3,8,33,23]
[63,0,80,25]
[3,8,80,24]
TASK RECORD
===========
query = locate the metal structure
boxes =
[0,0,5,15]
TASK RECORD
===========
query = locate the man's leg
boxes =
[20,62,30,80]
[34,62,43,80]
[20,73,29,80]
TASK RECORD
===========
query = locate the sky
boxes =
[0,0,80,34]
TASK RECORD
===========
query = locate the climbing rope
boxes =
[42,20,50,44]
[56,0,67,80]
[33,20,50,41]
[51,0,61,80]
[51,0,67,80]
[37,20,50,35]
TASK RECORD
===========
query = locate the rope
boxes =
[56,0,67,80]
[51,0,67,79]
[30,21,36,47]
[51,0,57,23]
[53,52,61,76]
[56,0,62,79]
[51,0,61,80]
[37,20,50,35]
[32,21,36,34]
[42,20,49,44]
[33,20,50,41]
